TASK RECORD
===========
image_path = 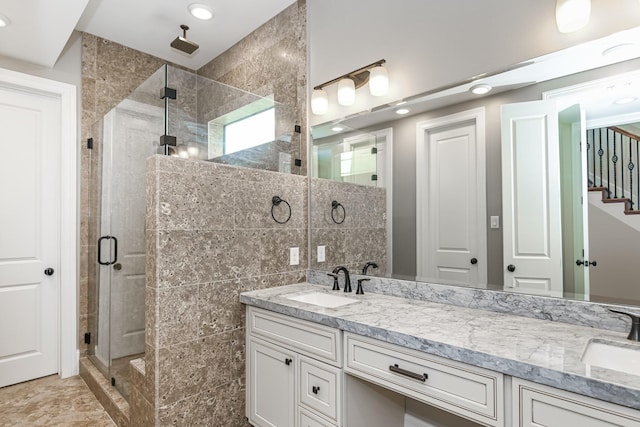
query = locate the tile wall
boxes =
[143,156,307,425]
[310,178,388,276]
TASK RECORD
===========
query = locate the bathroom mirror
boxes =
[309,27,640,307]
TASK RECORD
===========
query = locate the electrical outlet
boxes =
[290,247,299,265]
[317,245,326,262]
[490,216,500,229]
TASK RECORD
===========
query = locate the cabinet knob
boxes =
[470,258,478,265]
[44,268,54,276]
[507,264,516,272]
[312,386,320,395]
[284,358,292,366]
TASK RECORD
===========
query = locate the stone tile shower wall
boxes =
[310,178,387,276]
[144,156,307,425]
[197,0,307,175]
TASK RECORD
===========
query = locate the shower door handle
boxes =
[98,235,118,266]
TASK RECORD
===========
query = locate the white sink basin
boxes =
[285,291,359,308]
[581,339,640,376]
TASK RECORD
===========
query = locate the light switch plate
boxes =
[290,247,299,265]
[317,245,326,262]
[490,216,500,229]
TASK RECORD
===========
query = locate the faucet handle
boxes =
[356,278,370,295]
[609,309,640,341]
[327,273,340,291]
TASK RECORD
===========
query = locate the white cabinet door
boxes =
[514,378,640,427]
[501,100,563,297]
[248,338,296,427]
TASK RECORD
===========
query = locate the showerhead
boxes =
[171,25,199,54]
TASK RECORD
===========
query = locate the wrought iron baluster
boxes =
[606,128,610,197]
[612,129,618,198]
[621,132,625,199]
[637,139,639,211]
[629,136,635,209]
[586,129,591,188]
[598,130,604,188]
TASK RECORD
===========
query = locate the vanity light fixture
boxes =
[470,84,492,95]
[337,78,356,106]
[555,0,591,33]
[188,3,214,20]
[395,108,410,115]
[0,14,10,27]
[311,59,388,115]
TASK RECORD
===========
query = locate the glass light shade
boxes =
[556,0,591,33]
[311,89,329,115]
[337,78,356,106]
[369,65,389,96]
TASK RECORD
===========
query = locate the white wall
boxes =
[308,0,640,125]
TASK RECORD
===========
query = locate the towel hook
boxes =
[271,196,292,224]
[331,200,346,224]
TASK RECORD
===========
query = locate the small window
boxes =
[223,108,275,155]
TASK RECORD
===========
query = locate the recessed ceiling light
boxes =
[470,84,492,95]
[614,97,637,105]
[395,108,410,115]
[0,14,10,27]
[188,4,214,20]
[331,126,344,132]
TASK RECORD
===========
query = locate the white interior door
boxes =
[0,84,60,387]
[417,110,487,287]
[501,100,563,297]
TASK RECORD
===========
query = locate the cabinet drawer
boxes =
[345,333,503,426]
[514,378,640,427]
[248,307,341,366]
[299,406,337,427]
[299,355,342,424]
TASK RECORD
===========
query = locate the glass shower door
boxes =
[89,66,165,399]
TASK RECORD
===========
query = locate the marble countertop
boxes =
[240,282,640,410]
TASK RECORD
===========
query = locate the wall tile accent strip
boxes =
[307,269,636,333]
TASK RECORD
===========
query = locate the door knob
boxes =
[44,268,54,276]
[507,264,516,272]
[470,258,478,265]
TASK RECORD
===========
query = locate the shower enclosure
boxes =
[86,64,299,400]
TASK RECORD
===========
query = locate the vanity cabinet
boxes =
[513,378,640,427]
[344,333,504,427]
[246,307,343,427]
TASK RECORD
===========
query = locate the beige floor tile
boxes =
[0,375,116,427]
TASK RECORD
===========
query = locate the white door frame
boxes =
[0,68,78,378]
[416,107,487,286]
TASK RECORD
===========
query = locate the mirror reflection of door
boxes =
[502,96,640,303]
[501,100,564,297]
[416,108,487,288]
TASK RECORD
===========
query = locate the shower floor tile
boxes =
[0,375,116,426]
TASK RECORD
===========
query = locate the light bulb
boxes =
[556,0,591,33]
[337,78,356,106]
[369,65,389,96]
[188,4,214,20]
[311,89,328,115]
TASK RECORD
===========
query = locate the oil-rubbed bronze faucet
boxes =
[609,309,640,341]
[362,261,378,275]
[332,266,351,292]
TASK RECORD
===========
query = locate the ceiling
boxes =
[0,0,295,69]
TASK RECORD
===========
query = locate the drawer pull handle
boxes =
[312,386,320,394]
[389,364,428,382]
[285,358,292,366]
